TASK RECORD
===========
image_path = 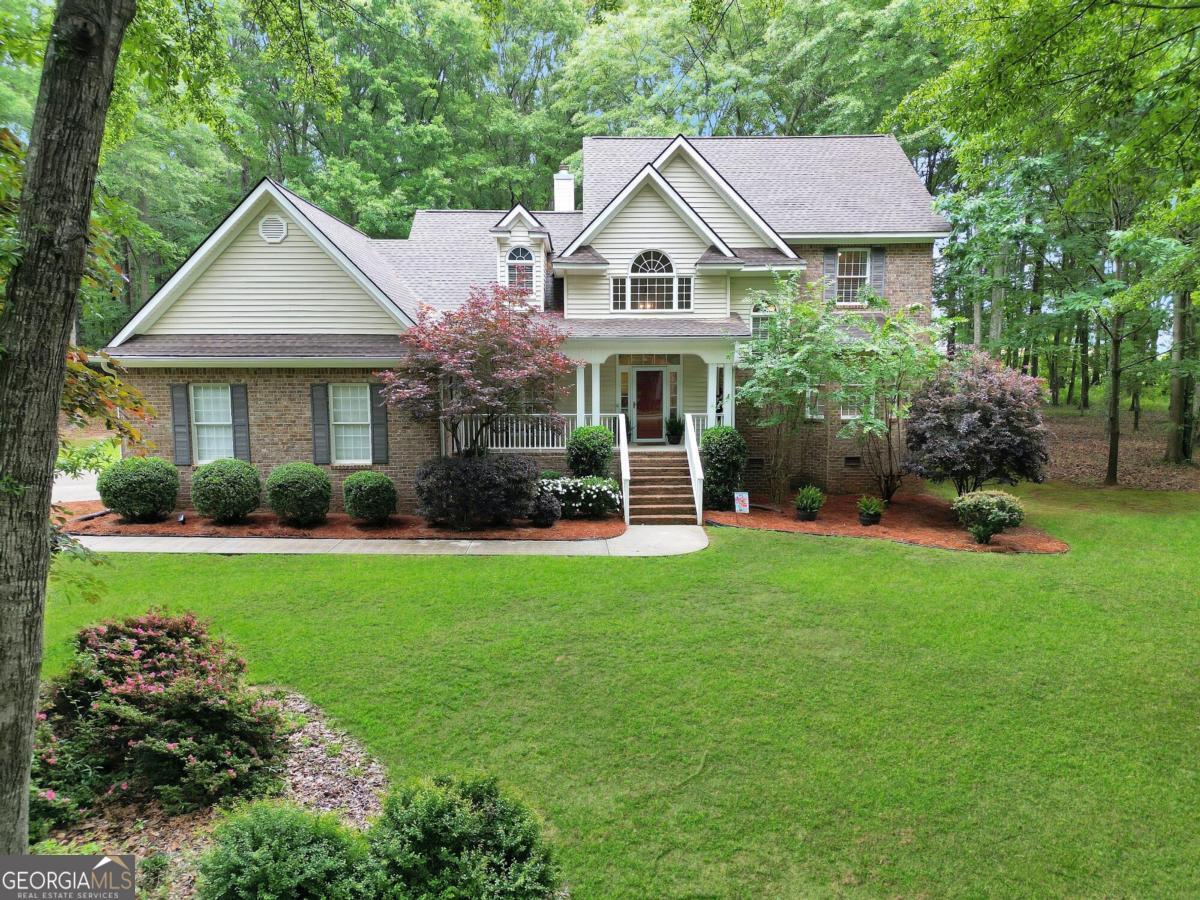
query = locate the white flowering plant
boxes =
[539,476,622,519]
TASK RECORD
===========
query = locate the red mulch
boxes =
[62,504,625,542]
[706,491,1068,554]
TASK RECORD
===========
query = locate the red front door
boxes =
[635,370,664,440]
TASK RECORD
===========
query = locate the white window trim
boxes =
[835,247,871,308]
[804,387,824,421]
[751,303,775,339]
[330,383,373,465]
[611,251,693,313]
[840,385,873,421]
[189,383,234,465]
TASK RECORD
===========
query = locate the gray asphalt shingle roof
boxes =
[582,135,949,236]
[542,313,751,338]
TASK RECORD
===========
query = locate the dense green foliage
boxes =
[191,459,261,524]
[342,471,397,525]
[197,802,371,900]
[414,454,540,529]
[565,425,614,478]
[699,426,746,510]
[952,490,1025,545]
[96,456,178,522]
[265,463,332,527]
[792,485,824,512]
[43,485,1200,896]
[32,611,285,829]
[539,475,621,519]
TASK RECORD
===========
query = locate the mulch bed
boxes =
[706,491,1068,554]
[1044,408,1200,492]
[62,503,625,541]
[45,691,388,898]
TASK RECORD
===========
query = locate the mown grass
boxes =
[46,482,1200,897]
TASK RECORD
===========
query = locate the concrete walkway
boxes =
[75,525,708,557]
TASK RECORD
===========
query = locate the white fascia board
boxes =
[652,135,796,258]
[734,261,809,273]
[493,204,545,230]
[551,261,608,271]
[561,165,734,259]
[110,181,410,346]
[105,356,401,368]
[779,232,948,243]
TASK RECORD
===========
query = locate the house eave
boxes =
[780,231,948,243]
[98,355,400,368]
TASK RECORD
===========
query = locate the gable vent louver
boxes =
[258,215,288,244]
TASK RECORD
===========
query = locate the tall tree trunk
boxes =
[0,0,135,854]
[1028,254,1044,378]
[1079,313,1090,411]
[989,251,1006,351]
[1166,291,1192,463]
[1050,326,1062,406]
[1105,312,1125,486]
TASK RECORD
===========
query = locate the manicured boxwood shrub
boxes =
[952,490,1025,544]
[32,610,286,818]
[529,491,562,528]
[368,774,561,899]
[566,425,614,477]
[191,458,261,524]
[97,456,178,522]
[342,471,397,524]
[540,476,621,518]
[700,426,747,511]
[414,454,539,530]
[266,462,332,526]
[197,802,371,900]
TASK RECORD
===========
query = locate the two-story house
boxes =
[103,134,949,522]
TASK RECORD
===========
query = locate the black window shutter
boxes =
[230,384,251,461]
[871,247,887,296]
[369,384,389,464]
[311,384,330,465]
[823,248,838,301]
[169,384,191,465]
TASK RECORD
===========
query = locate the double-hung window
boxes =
[840,385,873,421]
[507,246,534,295]
[190,384,234,464]
[804,387,824,421]
[836,248,870,305]
[751,300,775,339]
[611,250,692,311]
[330,384,372,464]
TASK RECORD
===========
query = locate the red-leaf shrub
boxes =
[32,610,286,820]
[905,353,1049,495]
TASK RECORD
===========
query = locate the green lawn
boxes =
[46,483,1200,897]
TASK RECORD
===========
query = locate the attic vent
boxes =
[259,215,287,244]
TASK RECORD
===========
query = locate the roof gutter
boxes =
[95,355,402,369]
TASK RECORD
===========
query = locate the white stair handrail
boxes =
[616,413,631,525]
[684,413,704,525]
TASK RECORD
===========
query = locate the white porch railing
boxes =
[441,413,621,454]
[684,413,705,525]
[616,413,630,524]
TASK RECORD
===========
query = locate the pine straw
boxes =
[1043,408,1200,492]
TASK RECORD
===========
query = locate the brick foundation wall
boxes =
[123,367,440,512]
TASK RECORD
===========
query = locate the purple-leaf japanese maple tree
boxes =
[379,284,576,455]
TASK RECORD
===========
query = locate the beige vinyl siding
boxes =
[660,156,767,248]
[147,203,398,334]
[682,355,709,414]
[567,185,727,318]
[729,275,776,317]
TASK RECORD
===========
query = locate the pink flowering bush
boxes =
[32,610,286,826]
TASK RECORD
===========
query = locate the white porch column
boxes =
[575,365,586,427]
[706,363,718,428]
[590,361,601,425]
[721,363,735,426]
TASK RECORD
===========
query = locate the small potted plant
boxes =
[857,495,884,526]
[665,415,684,445]
[793,485,824,521]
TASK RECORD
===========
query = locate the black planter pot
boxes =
[795,508,818,521]
[858,512,881,526]
[667,433,682,445]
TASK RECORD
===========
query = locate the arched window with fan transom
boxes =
[610,250,692,312]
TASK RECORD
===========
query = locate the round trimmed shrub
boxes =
[367,774,561,899]
[97,456,178,522]
[191,459,261,524]
[566,425,614,477]
[952,490,1025,544]
[529,491,561,528]
[343,471,397,524]
[265,463,331,527]
[197,802,370,900]
[414,454,538,530]
[700,426,747,511]
[540,476,621,519]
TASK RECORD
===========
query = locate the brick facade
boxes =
[124,367,440,512]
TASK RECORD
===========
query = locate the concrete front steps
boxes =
[627,448,696,525]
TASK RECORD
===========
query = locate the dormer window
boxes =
[507,246,534,295]
[611,250,692,312]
